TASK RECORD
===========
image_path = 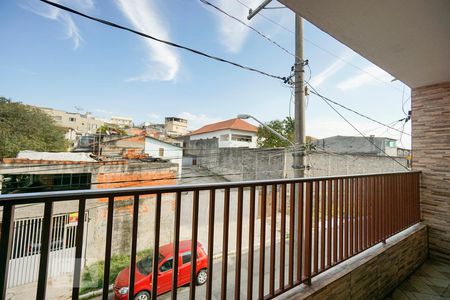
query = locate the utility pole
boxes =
[293,15,305,178]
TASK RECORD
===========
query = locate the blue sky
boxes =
[0,0,411,148]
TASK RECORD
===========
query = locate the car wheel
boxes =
[196,269,207,285]
[135,291,150,300]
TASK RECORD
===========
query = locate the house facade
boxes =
[314,135,399,156]
[188,118,258,148]
[144,136,183,173]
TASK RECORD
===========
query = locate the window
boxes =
[220,134,229,141]
[231,134,252,142]
[1,173,92,194]
[159,148,164,156]
[69,117,76,122]
[160,258,173,272]
[385,140,396,148]
[182,252,191,264]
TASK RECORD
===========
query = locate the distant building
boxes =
[39,107,104,139]
[145,136,183,173]
[187,118,258,148]
[110,116,133,128]
[313,135,399,156]
[164,117,188,137]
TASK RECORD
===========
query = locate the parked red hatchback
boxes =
[114,240,208,300]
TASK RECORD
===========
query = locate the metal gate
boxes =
[7,213,88,288]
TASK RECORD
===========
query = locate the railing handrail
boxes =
[0,171,419,204]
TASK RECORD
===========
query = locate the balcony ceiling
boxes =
[279,0,450,88]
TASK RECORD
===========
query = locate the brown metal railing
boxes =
[0,171,420,300]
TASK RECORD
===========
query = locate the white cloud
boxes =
[336,65,393,91]
[207,0,260,53]
[22,0,94,49]
[310,59,346,87]
[147,113,161,122]
[178,112,220,130]
[115,0,179,82]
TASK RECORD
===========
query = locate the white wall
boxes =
[190,129,257,148]
[144,138,183,174]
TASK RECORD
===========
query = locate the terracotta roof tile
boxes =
[189,118,258,135]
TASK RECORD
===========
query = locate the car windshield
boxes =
[136,254,164,275]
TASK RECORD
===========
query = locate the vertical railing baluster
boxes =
[235,187,244,300]
[313,181,319,274]
[72,198,86,300]
[102,196,115,300]
[368,177,372,246]
[221,188,230,300]
[0,204,15,299]
[258,185,267,299]
[206,189,215,300]
[172,191,182,300]
[190,190,200,300]
[171,192,181,300]
[288,183,295,287]
[358,177,362,251]
[36,201,54,299]
[326,180,332,268]
[279,183,287,290]
[343,178,348,258]
[333,179,338,264]
[338,179,343,261]
[151,193,161,300]
[349,178,354,256]
[320,181,326,271]
[130,195,141,300]
[296,182,303,283]
[247,186,256,299]
[269,184,277,295]
[303,182,312,284]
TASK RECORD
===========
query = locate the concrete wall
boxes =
[412,81,450,262]
[185,140,409,181]
[313,136,398,157]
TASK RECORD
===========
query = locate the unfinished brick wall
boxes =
[412,81,450,262]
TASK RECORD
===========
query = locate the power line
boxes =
[199,0,300,62]
[307,85,409,171]
[306,85,411,136]
[40,0,288,82]
[232,0,403,93]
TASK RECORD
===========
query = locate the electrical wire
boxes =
[40,0,288,82]
[199,0,301,62]
[232,0,403,93]
[307,85,411,136]
[307,85,409,170]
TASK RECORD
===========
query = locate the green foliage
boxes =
[0,97,67,158]
[97,124,127,135]
[80,248,152,295]
[257,117,295,148]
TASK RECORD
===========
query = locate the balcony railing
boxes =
[0,171,420,300]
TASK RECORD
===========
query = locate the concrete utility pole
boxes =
[293,15,305,178]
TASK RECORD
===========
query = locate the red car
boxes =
[114,240,208,300]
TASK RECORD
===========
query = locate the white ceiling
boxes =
[279,0,450,88]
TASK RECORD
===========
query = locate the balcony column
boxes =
[411,81,450,262]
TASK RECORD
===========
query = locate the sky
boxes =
[0,0,411,148]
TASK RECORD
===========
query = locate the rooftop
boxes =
[189,118,258,136]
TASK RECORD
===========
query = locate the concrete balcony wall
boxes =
[412,81,450,262]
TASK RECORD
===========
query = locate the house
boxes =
[38,107,104,140]
[164,117,188,137]
[109,116,133,128]
[187,118,258,148]
[314,135,399,156]
[144,136,183,173]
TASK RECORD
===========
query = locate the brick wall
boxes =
[411,81,450,262]
[281,224,428,300]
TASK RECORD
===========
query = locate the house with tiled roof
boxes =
[188,118,258,148]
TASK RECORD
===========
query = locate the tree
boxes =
[0,97,67,158]
[257,117,294,148]
[257,116,317,149]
